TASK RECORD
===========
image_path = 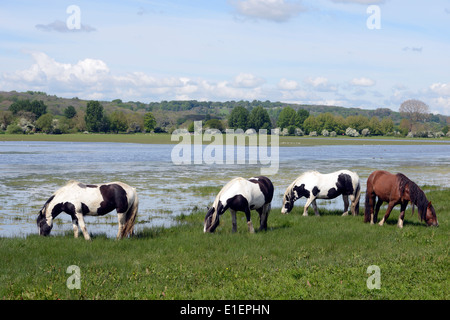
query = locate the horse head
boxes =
[36,195,55,236]
[281,191,294,214]
[37,208,53,236]
[424,201,439,227]
[204,206,220,233]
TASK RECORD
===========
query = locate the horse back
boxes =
[367,170,399,201]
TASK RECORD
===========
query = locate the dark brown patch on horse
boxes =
[249,176,274,204]
[77,183,98,189]
[293,184,310,199]
[81,203,90,215]
[327,173,354,198]
[97,184,128,215]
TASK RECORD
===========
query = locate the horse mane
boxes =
[397,173,428,221]
[211,177,242,222]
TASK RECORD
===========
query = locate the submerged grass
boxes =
[0,188,449,300]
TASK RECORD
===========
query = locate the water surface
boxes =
[1,141,449,237]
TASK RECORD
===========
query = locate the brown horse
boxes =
[364,170,438,228]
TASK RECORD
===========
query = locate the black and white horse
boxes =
[36,180,139,240]
[204,176,274,233]
[281,170,360,216]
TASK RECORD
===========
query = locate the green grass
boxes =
[2,132,450,146]
[1,188,448,300]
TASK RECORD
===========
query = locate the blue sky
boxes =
[1,0,450,115]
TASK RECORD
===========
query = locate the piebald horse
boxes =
[281,170,361,216]
[364,170,438,228]
[37,180,139,240]
[204,176,274,233]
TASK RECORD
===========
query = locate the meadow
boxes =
[0,186,448,300]
[2,132,450,146]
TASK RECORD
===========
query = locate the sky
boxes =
[1,0,449,115]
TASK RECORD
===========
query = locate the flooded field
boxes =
[1,140,449,237]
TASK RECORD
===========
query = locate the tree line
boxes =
[1,99,158,134]
[1,98,449,137]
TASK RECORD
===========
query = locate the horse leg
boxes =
[76,213,91,240]
[373,198,383,224]
[116,212,126,239]
[71,215,79,238]
[303,197,315,216]
[230,209,237,233]
[244,207,255,233]
[311,199,320,216]
[379,201,396,226]
[397,201,408,228]
[342,195,349,216]
[257,204,270,231]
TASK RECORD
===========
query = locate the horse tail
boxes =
[121,189,139,238]
[354,181,361,215]
[364,179,373,223]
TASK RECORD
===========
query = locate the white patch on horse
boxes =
[282,170,360,216]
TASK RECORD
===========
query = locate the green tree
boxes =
[346,115,370,132]
[205,119,224,131]
[368,116,382,135]
[277,107,298,129]
[9,99,47,118]
[248,106,271,131]
[228,106,249,130]
[85,101,105,132]
[64,106,77,119]
[35,113,54,133]
[109,111,128,133]
[316,113,337,132]
[380,117,394,135]
[30,100,47,118]
[144,112,157,132]
[296,109,309,128]
[303,115,321,134]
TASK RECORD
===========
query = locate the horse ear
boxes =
[427,201,432,207]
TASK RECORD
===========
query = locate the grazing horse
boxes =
[204,176,274,233]
[364,170,438,228]
[281,170,361,216]
[37,180,139,240]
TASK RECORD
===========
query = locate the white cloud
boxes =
[3,52,109,87]
[230,73,265,88]
[229,0,306,22]
[350,77,376,87]
[430,82,450,96]
[277,78,299,90]
[305,77,337,92]
[0,52,267,102]
[431,97,450,114]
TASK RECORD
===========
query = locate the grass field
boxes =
[0,187,448,300]
[1,132,450,146]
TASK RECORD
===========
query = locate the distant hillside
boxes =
[1,90,448,130]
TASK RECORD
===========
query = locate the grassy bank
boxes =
[1,132,450,146]
[1,187,448,300]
